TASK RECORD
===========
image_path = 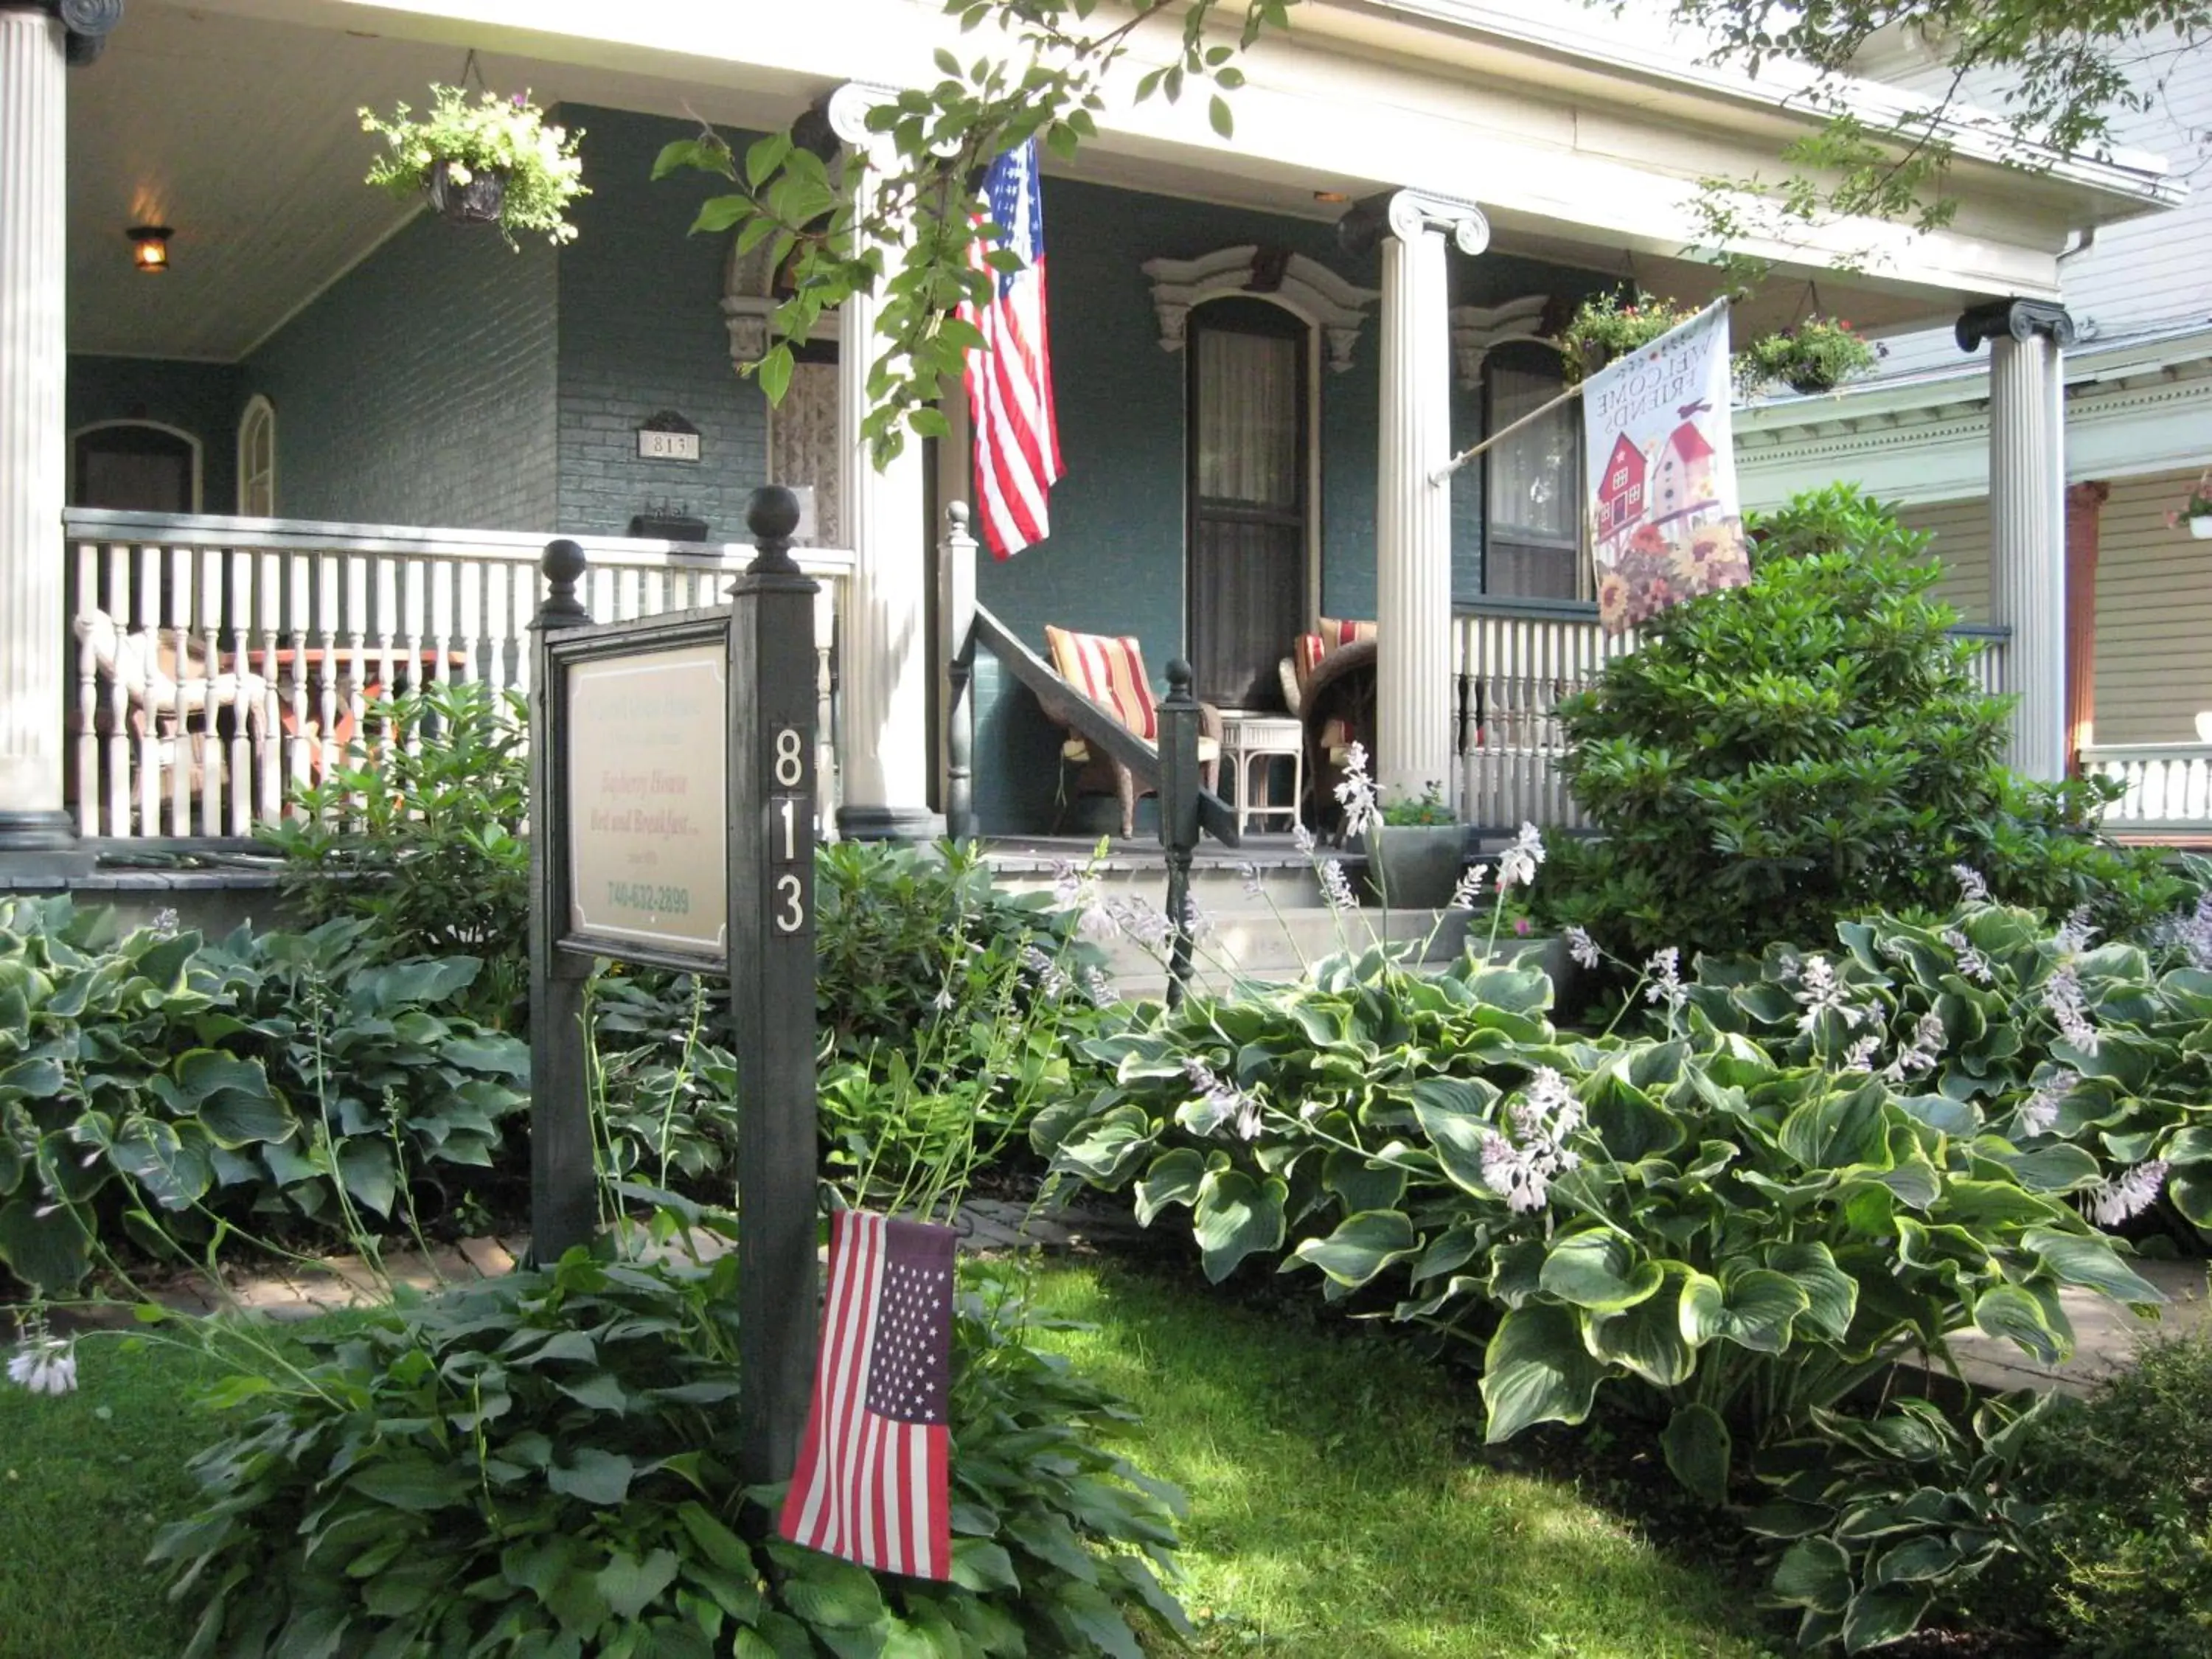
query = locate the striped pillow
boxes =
[1290,617,1374,705]
[1045,626,1159,743]
[1317,615,1377,650]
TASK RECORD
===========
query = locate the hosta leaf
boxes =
[548,1447,635,1506]
[1972,1283,2066,1366]
[2171,1167,2212,1228]
[1411,1076,1500,1194]
[1765,1242,1857,1343]
[1741,1498,1834,1539]
[337,1137,397,1217]
[111,1116,214,1211]
[947,1537,1020,1593]
[1780,1080,1887,1171]
[597,1548,681,1621]
[1539,1229,1663,1312]
[1841,1583,1933,1653]
[1868,1535,1960,1586]
[1770,1536,1851,1613]
[1133,1149,1206,1225]
[1289,1208,1417,1289]
[1192,1168,1286,1283]
[1659,1402,1731,1506]
[1481,1303,1607,1443]
[349,1459,469,1512]
[1051,1104,1155,1188]
[1975,1141,2101,1194]
[1322,1147,1406,1216]
[2019,1225,2162,1307]
[1585,1276,1694,1387]
[1680,1267,1806,1354]
[0,1194,91,1290]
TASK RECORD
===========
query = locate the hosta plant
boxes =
[154,1231,1189,1658]
[1033,945,2163,1506]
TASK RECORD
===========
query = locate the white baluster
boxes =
[197,545,222,834]
[286,552,313,801]
[256,550,282,822]
[134,543,161,837]
[72,540,96,835]
[228,550,254,836]
[103,541,129,836]
[344,552,369,773]
[456,555,482,689]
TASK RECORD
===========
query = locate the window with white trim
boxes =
[237,395,276,517]
[1483,347,1582,599]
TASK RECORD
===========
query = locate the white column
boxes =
[1374,189,1487,807]
[1960,299,2073,782]
[0,6,75,864]
[827,83,941,841]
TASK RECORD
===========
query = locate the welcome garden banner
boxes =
[1582,302,1751,634]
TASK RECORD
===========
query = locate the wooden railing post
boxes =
[1158,658,1202,1007]
[939,502,978,841]
[527,538,595,1264]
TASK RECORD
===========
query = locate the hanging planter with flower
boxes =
[1556,291,1700,385]
[360,84,588,248]
[2163,470,2212,539]
[1733,316,1882,397]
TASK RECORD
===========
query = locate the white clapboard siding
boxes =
[2089,470,2212,747]
[1899,498,1992,623]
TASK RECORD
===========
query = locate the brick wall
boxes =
[66,355,244,512]
[553,107,771,540]
[242,212,559,529]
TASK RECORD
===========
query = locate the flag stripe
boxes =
[962,138,1062,559]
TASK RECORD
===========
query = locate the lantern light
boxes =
[128,225,173,273]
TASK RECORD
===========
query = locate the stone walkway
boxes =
[1918,1255,2211,1397]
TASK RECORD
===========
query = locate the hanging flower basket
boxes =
[1733,317,1882,399]
[2167,471,2212,537]
[360,84,586,248]
[1556,291,1699,386]
[428,159,507,226]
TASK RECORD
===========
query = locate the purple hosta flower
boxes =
[7,1337,76,1397]
[1495,822,1545,892]
[2044,964,2101,1055]
[2017,1068,2079,1138]
[1318,860,1357,913]
[930,984,957,1015]
[1019,945,1071,1001]
[1792,956,1865,1037]
[1075,894,1121,945]
[2056,905,2100,959]
[1181,1057,1264,1141]
[1942,928,1994,984]
[1952,864,1991,905]
[2171,895,2212,970]
[1051,860,1082,908]
[1645,947,1687,1013]
[1293,822,1318,857]
[1842,1032,1883,1071]
[1079,965,1116,1009]
[151,906,181,937]
[1447,864,1488,911]
[2086,1159,2168,1229]
[1180,893,1212,941]
[1108,897,1173,950]
[1237,861,1265,900]
[1334,742,1380,838]
[1883,1010,1947,1082]
[1565,926,1601,970]
[1481,1067,1586,1214]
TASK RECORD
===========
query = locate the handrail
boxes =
[969,603,1241,846]
[1452,595,1601,623]
[61,507,857,580]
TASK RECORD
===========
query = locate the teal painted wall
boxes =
[242,212,558,529]
[66,356,243,511]
[554,107,771,541]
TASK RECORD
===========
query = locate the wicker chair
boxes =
[1040,625,1221,837]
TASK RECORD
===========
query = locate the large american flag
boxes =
[963,137,1063,559]
[779,1210,957,1579]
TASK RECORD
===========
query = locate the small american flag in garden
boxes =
[961,136,1064,559]
[779,1209,957,1579]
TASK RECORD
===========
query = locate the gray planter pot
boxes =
[1360,823,1466,908]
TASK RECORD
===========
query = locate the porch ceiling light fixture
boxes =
[127,224,173,274]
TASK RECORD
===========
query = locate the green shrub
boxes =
[0,897,527,1293]
[154,1236,1189,1658]
[259,680,531,1026]
[2024,1328,2212,1658]
[1540,485,2168,962]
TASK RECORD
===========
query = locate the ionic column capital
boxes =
[824,80,900,153]
[1338,189,1489,260]
[4,0,123,67]
[1956,297,2076,354]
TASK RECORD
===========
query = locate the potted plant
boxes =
[1360,782,1465,908]
[1733,316,1882,397]
[360,85,588,248]
[2165,470,2212,539]
[1557,291,1699,385]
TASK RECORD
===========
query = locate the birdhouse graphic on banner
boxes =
[1582,302,1750,634]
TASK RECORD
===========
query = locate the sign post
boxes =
[725,486,821,1485]
[528,488,822,1486]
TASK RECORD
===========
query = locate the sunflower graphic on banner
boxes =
[1582,301,1750,634]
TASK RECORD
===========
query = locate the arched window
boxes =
[237,395,276,517]
[1483,342,1582,599]
[69,420,201,514]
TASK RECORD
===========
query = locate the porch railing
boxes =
[62,507,853,842]
[2078,742,2212,837]
[1451,600,2014,833]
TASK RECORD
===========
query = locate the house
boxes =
[1649,421,1717,529]
[1737,27,2212,841]
[1595,433,1647,548]
[0,0,2185,883]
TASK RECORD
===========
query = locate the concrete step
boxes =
[1095,905,1470,1001]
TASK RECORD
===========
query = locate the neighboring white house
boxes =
[0,0,2185,872]
[1739,29,2212,837]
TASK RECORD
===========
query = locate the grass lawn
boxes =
[0,1262,1768,1659]
[1023,1258,1770,1659]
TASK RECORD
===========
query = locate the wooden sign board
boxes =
[546,611,732,971]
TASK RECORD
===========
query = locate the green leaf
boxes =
[1770,1536,1851,1614]
[1290,1208,1417,1288]
[948,1537,1020,1593]
[1411,1075,1501,1194]
[1208,93,1234,137]
[337,1137,397,1217]
[1133,1148,1206,1225]
[2020,1225,2162,1307]
[1841,1583,1933,1652]
[350,1459,468,1512]
[1972,1282,2066,1366]
[1192,1167,1286,1283]
[598,1548,681,1621]
[1481,1303,1608,1442]
[1680,1267,1807,1354]
[548,1447,635,1505]
[1868,1534,1960,1586]
[1659,1403,1731,1506]
[1540,1229,1663,1312]
[745,132,793,187]
[1585,1278,1694,1387]
[1765,1241,1857,1343]
[0,1196,91,1290]
[1780,1079,1887,1169]
[779,1557,888,1629]
[757,344,795,407]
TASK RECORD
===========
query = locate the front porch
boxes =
[1,0,2197,874]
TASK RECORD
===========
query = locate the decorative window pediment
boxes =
[723,237,840,370]
[1140,246,1379,374]
[1450,296,1561,390]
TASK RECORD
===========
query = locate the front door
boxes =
[1188,299,1308,710]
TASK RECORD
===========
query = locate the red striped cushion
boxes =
[1045,626,1158,743]
[1317,615,1377,650]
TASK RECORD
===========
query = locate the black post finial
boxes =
[535,539,590,629]
[746,485,802,577]
[1164,658,1195,706]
